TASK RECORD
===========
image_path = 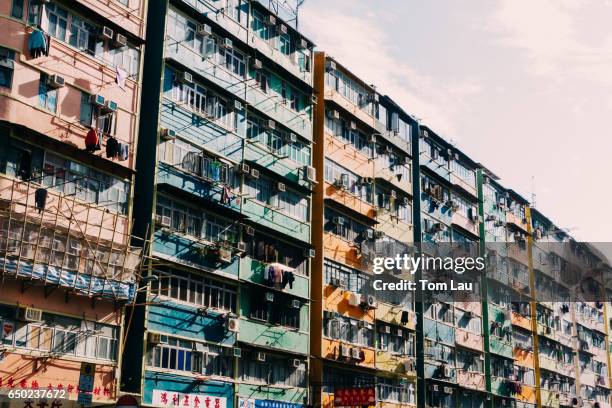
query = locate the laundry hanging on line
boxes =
[34,188,48,213]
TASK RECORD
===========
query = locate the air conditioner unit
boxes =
[250,168,260,179]
[444,387,453,394]
[362,177,374,184]
[367,134,377,143]
[226,317,240,332]
[179,71,193,84]
[113,33,127,48]
[278,24,288,34]
[160,216,171,227]
[256,352,266,362]
[285,133,298,143]
[340,344,350,358]
[251,58,263,70]
[104,100,118,112]
[292,359,302,368]
[432,384,439,392]
[266,15,277,25]
[361,294,378,309]
[362,229,374,240]
[443,365,452,378]
[333,217,345,225]
[161,128,176,140]
[264,120,276,130]
[330,277,346,288]
[397,328,403,337]
[297,38,308,49]
[265,292,274,302]
[47,74,65,89]
[327,109,340,120]
[218,247,233,263]
[237,163,250,174]
[18,307,42,322]
[374,230,385,239]
[90,94,106,107]
[344,120,357,130]
[197,24,212,36]
[220,38,233,49]
[148,332,167,345]
[291,300,300,309]
[245,226,255,236]
[326,60,337,71]
[233,100,243,111]
[350,347,361,359]
[276,182,286,192]
[304,165,316,182]
[99,26,114,41]
[233,347,242,357]
[304,248,316,258]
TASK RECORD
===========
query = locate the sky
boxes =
[297,0,612,242]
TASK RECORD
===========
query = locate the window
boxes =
[255,70,268,93]
[377,378,415,404]
[278,32,291,55]
[147,337,201,373]
[42,152,130,213]
[69,15,96,53]
[151,269,237,312]
[457,349,484,373]
[324,208,368,243]
[378,327,414,356]
[450,159,476,187]
[38,73,58,112]
[220,47,246,77]
[0,47,16,88]
[455,310,482,334]
[323,313,374,347]
[0,311,117,361]
[80,92,94,126]
[249,289,300,329]
[243,232,308,276]
[239,354,306,387]
[246,117,311,165]
[324,260,369,292]
[46,4,69,42]
[11,0,24,19]
[324,159,372,203]
[243,176,309,222]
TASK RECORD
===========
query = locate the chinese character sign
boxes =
[333,388,376,406]
[152,390,227,408]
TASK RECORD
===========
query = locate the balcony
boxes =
[236,383,307,406]
[156,162,241,213]
[538,356,558,372]
[164,39,246,101]
[456,369,485,390]
[375,165,412,196]
[420,193,453,223]
[490,377,512,397]
[80,0,145,38]
[239,257,309,299]
[540,389,560,408]
[419,153,451,182]
[321,338,375,369]
[505,212,529,233]
[241,198,310,243]
[423,319,455,345]
[324,133,373,177]
[513,347,534,367]
[511,311,532,331]
[455,329,483,351]
[489,337,513,358]
[143,372,233,407]
[236,318,308,354]
[323,285,374,321]
[373,210,412,244]
[323,233,363,271]
[375,351,415,377]
[249,36,313,87]
[375,303,415,330]
[507,244,529,265]
[324,183,377,219]
[515,385,536,403]
[177,0,249,45]
[152,229,240,278]
[244,83,312,140]
[451,212,479,238]
[324,89,376,129]
[159,99,243,162]
[424,363,456,383]
[243,143,310,188]
[146,303,236,345]
[0,176,139,301]
[450,174,477,199]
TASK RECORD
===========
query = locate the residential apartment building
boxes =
[122,2,315,408]
[310,53,416,408]
[0,0,146,404]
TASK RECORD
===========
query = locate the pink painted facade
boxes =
[0,0,145,402]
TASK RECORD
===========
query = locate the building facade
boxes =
[0,0,146,405]
[123,2,315,408]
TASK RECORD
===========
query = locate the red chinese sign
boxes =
[333,388,375,406]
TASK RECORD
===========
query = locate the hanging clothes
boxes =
[273,266,283,288]
[221,185,233,204]
[106,137,119,158]
[281,271,295,289]
[34,188,48,213]
[120,143,129,161]
[210,161,221,182]
[28,28,47,58]
[115,66,127,90]
[267,266,275,286]
[85,128,101,153]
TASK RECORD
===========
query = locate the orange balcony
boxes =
[507,244,529,265]
[451,212,479,238]
[505,212,529,233]
[538,356,558,372]
[515,385,536,404]
[455,329,483,351]
[375,211,413,245]
[324,285,374,322]
[321,338,375,369]
[325,134,373,177]
[456,369,485,390]
[324,233,364,270]
[511,312,532,331]
[513,348,534,367]
[323,88,376,129]
[324,183,377,219]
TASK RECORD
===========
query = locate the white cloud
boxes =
[299,0,482,137]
